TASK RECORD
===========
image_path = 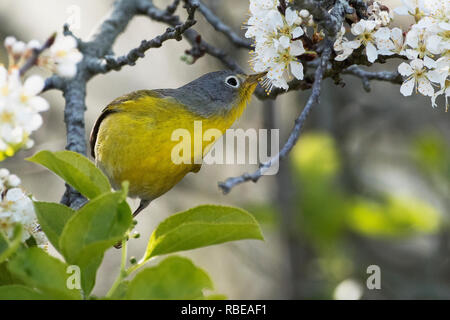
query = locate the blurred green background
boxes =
[0,0,449,299]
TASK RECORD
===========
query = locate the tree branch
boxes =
[218,42,333,194]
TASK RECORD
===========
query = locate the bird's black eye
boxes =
[225,75,239,88]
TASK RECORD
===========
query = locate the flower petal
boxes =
[365,42,378,63]
[374,27,391,40]
[400,78,415,96]
[417,78,434,96]
[285,7,298,26]
[292,27,304,39]
[423,55,437,69]
[390,27,403,43]
[57,64,77,78]
[290,40,305,56]
[410,58,424,70]
[23,75,45,96]
[278,36,290,49]
[398,62,414,76]
[290,61,304,80]
[28,96,49,112]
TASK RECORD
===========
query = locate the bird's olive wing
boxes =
[89,90,166,159]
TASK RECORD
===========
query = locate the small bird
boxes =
[90,70,264,217]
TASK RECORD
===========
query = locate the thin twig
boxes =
[187,0,252,49]
[19,33,56,76]
[91,4,198,73]
[218,43,333,194]
[342,65,402,92]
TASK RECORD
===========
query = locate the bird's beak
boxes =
[245,72,267,85]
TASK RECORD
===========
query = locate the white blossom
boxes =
[377,27,407,56]
[394,0,426,18]
[0,170,48,250]
[431,80,449,111]
[47,35,82,78]
[0,66,48,159]
[428,56,450,110]
[246,2,309,92]
[334,25,361,61]
[336,20,391,63]
[405,26,441,63]
[398,59,435,97]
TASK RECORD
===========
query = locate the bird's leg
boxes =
[114,199,152,249]
[133,199,151,217]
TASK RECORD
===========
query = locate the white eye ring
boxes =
[225,75,240,88]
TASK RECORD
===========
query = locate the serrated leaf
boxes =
[144,205,263,260]
[0,285,49,300]
[27,150,111,199]
[7,247,81,300]
[126,256,213,300]
[59,191,132,295]
[34,202,75,252]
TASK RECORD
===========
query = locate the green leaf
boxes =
[126,256,213,300]
[0,262,23,285]
[27,150,111,199]
[0,285,49,300]
[144,205,263,260]
[0,233,8,257]
[0,225,23,263]
[7,247,81,300]
[34,202,75,252]
[59,190,132,295]
[348,196,440,237]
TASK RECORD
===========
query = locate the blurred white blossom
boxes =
[0,32,83,159]
[0,66,48,159]
[0,169,48,250]
[333,279,363,300]
[46,34,82,78]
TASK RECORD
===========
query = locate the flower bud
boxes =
[25,139,35,149]
[299,9,310,18]
[4,36,17,48]
[7,174,21,187]
[0,168,10,178]
[131,231,140,239]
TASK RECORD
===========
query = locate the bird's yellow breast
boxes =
[94,93,248,200]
